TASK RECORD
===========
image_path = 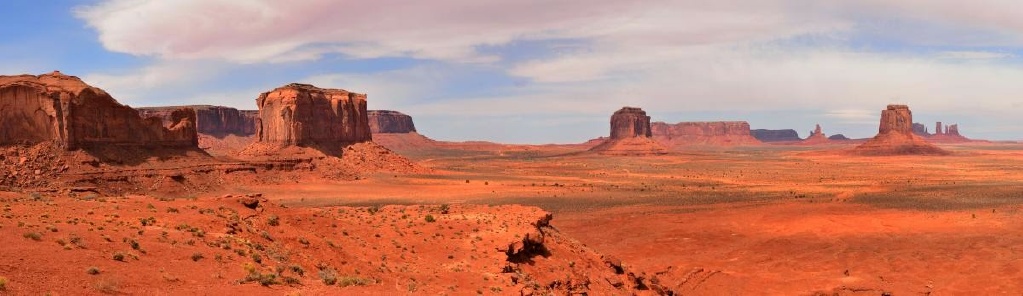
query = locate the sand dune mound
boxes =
[589,137,669,155]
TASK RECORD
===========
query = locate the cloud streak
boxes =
[71,0,1023,142]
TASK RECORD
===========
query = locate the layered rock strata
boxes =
[138,105,257,137]
[253,83,371,149]
[651,121,760,147]
[368,110,417,134]
[0,71,198,150]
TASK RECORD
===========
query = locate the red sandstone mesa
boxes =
[0,71,198,150]
[651,121,761,147]
[751,129,801,142]
[139,105,258,137]
[368,110,417,134]
[589,107,668,155]
[252,83,371,150]
[854,104,947,155]
[609,107,653,139]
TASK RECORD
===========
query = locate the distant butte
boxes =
[751,129,801,142]
[800,124,830,144]
[138,105,258,137]
[854,104,948,155]
[368,110,417,134]
[589,107,668,155]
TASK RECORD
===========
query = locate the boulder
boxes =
[253,83,372,150]
[368,110,417,134]
[854,105,947,155]
[751,129,801,142]
[0,71,198,150]
[650,121,760,147]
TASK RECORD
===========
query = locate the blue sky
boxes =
[3,1,1023,143]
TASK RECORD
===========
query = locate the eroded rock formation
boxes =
[651,121,760,147]
[138,105,258,137]
[929,122,972,143]
[912,123,929,136]
[751,129,801,142]
[801,124,829,144]
[589,107,667,155]
[910,121,972,143]
[0,71,198,150]
[252,83,371,151]
[854,105,947,155]
[609,107,652,139]
[368,110,416,134]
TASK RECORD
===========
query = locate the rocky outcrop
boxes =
[828,134,850,140]
[929,122,972,143]
[0,71,198,150]
[609,107,652,139]
[589,107,667,155]
[651,121,760,147]
[801,124,829,144]
[910,121,972,143]
[912,123,929,136]
[854,105,947,155]
[368,110,416,134]
[138,105,258,137]
[252,83,371,151]
[751,129,801,142]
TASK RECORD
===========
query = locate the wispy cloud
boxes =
[937,50,1014,60]
[67,0,1023,142]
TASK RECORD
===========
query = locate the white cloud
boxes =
[81,61,223,106]
[73,0,642,63]
[71,0,1023,141]
[937,50,1014,60]
[301,66,452,111]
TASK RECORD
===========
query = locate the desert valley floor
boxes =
[3,142,1023,295]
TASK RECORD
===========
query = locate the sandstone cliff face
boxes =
[138,105,257,137]
[253,83,371,150]
[0,71,198,150]
[589,107,667,155]
[368,110,417,134]
[751,129,801,142]
[609,107,652,139]
[878,105,914,134]
[651,121,760,147]
[855,105,947,155]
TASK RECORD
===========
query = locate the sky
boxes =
[2,0,1022,143]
